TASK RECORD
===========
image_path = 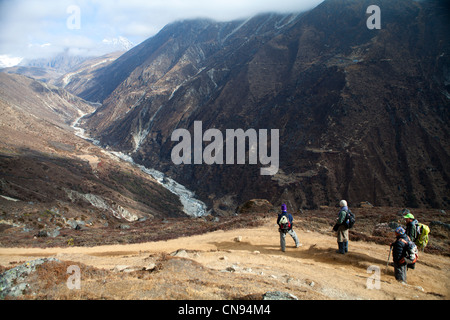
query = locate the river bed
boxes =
[71,113,208,217]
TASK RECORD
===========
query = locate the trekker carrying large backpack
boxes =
[390,227,418,283]
[277,204,300,252]
[403,211,430,251]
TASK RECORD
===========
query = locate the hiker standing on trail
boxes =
[277,204,300,252]
[402,210,430,252]
[403,211,424,269]
[390,227,409,283]
[335,200,350,254]
[403,211,418,243]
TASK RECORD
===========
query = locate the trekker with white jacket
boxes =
[335,200,350,254]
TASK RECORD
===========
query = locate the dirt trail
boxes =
[1,218,449,300]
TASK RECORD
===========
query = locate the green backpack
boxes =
[415,223,430,248]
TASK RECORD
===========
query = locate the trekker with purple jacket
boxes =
[277,204,300,252]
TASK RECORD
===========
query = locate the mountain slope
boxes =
[78,0,450,212]
[0,73,186,243]
[0,73,94,128]
[52,52,123,96]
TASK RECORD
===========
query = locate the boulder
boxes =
[170,249,189,258]
[36,230,48,237]
[263,291,298,300]
[0,258,59,299]
[238,199,274,214]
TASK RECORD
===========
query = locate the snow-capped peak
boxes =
[101,36,134,51]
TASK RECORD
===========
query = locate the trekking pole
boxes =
[385,246,392,273]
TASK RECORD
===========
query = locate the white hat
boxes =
[339,200,347,207]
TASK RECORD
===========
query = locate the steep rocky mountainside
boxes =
[77,0,450,212]
[51,52,123,96]
[0,73,185,241]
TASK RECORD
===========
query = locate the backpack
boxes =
[279,214,291,231]
[344,210,356,229]
[400,237,419,264]
[415,223,430,248]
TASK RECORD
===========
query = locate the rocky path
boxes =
[0,218,449,300]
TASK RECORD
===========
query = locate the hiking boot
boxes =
[343,241,348,253]
[337,242,345,254]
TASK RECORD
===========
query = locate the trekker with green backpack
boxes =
[277,204,300,252]
[403,210,430,252]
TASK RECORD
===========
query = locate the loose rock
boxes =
[0,258,59,299]
[263,291,298,300]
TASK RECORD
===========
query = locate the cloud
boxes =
[0,0,324,60]
[0,55,24,68]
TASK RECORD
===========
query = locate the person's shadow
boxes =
[209,239,390,273]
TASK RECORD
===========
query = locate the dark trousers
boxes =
[337,241,348,254]
[394,262,407,282]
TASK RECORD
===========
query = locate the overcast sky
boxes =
[0,0,324,62]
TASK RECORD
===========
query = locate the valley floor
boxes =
[0,217,448,300]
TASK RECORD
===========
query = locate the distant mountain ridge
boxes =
[20,50,89,74]
[0,36,134,83]
[74,0,449,212]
